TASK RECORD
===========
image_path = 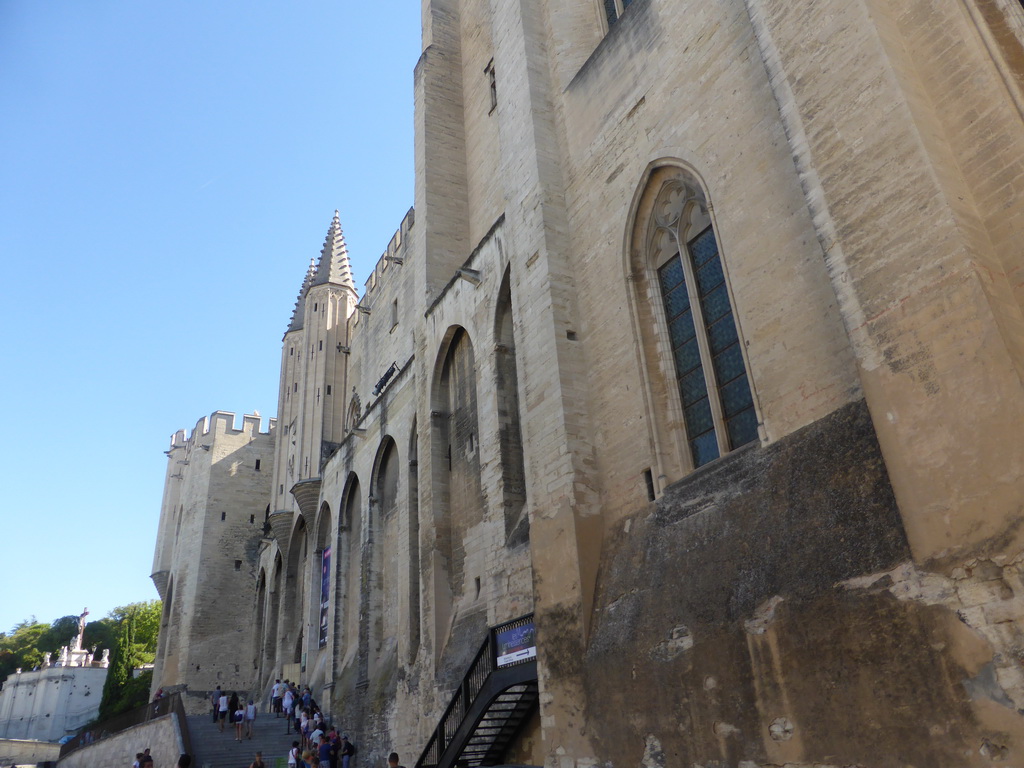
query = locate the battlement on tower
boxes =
[358,206,415,307]
[167,411,276,451]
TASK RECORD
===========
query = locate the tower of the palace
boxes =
[262,212,359,683]
[145,1,1024,765]
[270,212,358,526]
[149,412,275,700]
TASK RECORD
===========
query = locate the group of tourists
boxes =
[202,678,408,768]
[210,686,259,740]
[268,678,355,768]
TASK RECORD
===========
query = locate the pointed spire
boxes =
[311,210,356,292]
[287,258,317,333]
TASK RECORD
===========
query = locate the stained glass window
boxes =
[604,0,633,27]
[657,225,757,467]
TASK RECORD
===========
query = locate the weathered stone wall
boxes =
[585,401,910,765]
[0,738,61,766]
[150,412,275,713]
[742,0,1024,567]
[156,0,1024,765]
[0,665,107,743]
[56,714,182,768]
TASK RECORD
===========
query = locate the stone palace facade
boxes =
[151,0,1024,766]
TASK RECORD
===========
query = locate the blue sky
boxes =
[0,2,420,635]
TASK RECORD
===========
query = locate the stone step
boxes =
[186,714,300,768]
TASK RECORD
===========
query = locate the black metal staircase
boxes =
[416,614,539,768]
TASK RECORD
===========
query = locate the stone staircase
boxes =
[186,713,299,768]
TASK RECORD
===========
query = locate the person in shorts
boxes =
[271,679,283,717]
[246,698,257,739]
[218,691,229,732]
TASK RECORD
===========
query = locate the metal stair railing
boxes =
[416,614,538,768]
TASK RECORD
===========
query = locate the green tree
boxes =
[0,620,49,681]
[83,618,118,658]
[95,600,163,719]
[37,615,79,656]
[110,600,161,663]
[99,606,138,720]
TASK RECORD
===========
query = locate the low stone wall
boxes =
[57,713,183,768]
[0,738,61,766]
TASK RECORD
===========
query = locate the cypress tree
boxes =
[98,605,138,720]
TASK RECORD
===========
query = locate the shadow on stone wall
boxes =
[581,400,1007,766]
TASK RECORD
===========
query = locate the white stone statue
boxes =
[41,652,51,668]
[73,608,89,651]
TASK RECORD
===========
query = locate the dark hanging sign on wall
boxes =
[495,620,536,667]
[319,546,331,648]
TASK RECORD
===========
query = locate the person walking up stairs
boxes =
[187,711,295,767]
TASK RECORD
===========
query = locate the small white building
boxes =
[0,613,109,742]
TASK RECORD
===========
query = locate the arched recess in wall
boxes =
[368,436,400,678]
[254,569,267,681]
[283,516,309,667]
[626,161,760,488]
[314,503,333,653]
[303,502,332,692]
[494,266,528,547]
[430,326,486,662]
[337,473,363,668]
[407,418,421,664]
[266,552,282,677]
[156,576,174,671]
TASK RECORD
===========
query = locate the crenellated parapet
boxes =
[168,429,188,452]
[176,410,277,447]
[354,207,415,314]
[165,412,276,454]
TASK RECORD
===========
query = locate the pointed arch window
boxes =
[603,0,633,27]
[645,173,758,468]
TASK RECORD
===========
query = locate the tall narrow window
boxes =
[631,166,759,476]
[657,225,756,466]
[604,0,633,28]
[484,59,497,113]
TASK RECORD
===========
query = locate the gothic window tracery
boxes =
[649,179,757,467]
[630,166,759,480]
[603,0,633,28]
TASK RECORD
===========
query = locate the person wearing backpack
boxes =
[210,686,222,724]
[339,734,355,768]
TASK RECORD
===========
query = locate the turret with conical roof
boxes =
[287,258,318,333]
[269,211,358,530]
[311,210,357,294]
